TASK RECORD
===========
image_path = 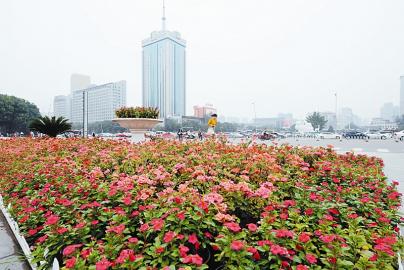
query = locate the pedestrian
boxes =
[198,130,203,141]
[207,114,218,136]
[92,132,96,138]
[177,129,183,141]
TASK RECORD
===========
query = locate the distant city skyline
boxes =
[1,0,404,119]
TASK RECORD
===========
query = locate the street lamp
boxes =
[252,102,257,132]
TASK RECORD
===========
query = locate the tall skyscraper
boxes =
[71,74,91,92]
[53,95,71,120]
[71,81,126,124]
[142,2,186,118]
[400,76,404,117]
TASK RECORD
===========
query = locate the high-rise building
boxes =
[400,76,404,117]
[71,74,91,92]
[71,81,126,124]
[193,104,217,118]
[380,102,399,121]
[142,2,186,118]
[53,95,71,120]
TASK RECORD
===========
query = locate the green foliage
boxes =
[71,121,128,134]
[0,94,41,134]
[306,112,328,131]
[29,116,72,137]
[115,107,159,119]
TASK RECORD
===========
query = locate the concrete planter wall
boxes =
[112,118,163,142]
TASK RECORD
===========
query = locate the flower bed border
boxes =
[0,194,60,270]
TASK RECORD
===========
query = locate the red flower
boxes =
[224,222,241,232]
[139,223,149,232]
[28,229,37,236]
[279,213,288,220]
[177,211,185,220]
[156,246,165,253]
[151,218,164,231]
[57,227,68,234]
[274,229,294,238]
[81,248,91,259]
[65,257,76,268]
[188,233,198,244]
[230,240,244,251]
[63,244,83,256]
[270,244,288,256]
[182,254,203,266]
[297,265,309,270]
[319,234,335,243]
[96,258,112,270]
[107,224,125,234]
[179,245,189,257]
[306,253,317,264]
[45,215,59,225]
[128,237,138,243]
[163,231,176,243]
[298,232,311,243]
[247,223,258,232]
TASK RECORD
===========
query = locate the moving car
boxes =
[316,132,341,139]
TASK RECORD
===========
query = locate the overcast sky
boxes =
[1,0,404,119]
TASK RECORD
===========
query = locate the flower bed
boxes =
[0,138,402,270]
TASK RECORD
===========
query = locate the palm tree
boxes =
[29,116,72,137]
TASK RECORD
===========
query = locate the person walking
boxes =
[207,114,218,136]
[198,130,203,141]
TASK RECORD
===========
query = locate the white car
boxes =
[364,131,389,140]
[316,132,341,139]
[394,130,404,141]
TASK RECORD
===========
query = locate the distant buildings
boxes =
[380,102,400,122]
[254,114,294,129]
[53,95,71,120]
[369,117,398,130]
[142,4,186,118]
[53,74,126,124]
[71,81,126,124]
[401,76,404,117]
[319,112,336,130]
[193,104,217,118]
[338,107,361,129]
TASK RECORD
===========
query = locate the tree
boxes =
[29,116,72,137]
[306,112,327,131]
[0,94,41,134]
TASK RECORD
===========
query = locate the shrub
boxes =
[0,138,402,269]
[115,107,159,119]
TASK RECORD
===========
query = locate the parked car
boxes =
[394,130,404,141]
[316,132,341,139]
[364,131,389,140]
[258,132,276,140]
[343,131,366,139]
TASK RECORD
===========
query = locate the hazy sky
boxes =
[1,0,404,119]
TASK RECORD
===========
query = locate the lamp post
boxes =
[334,92,338,131]
[252,102,257,132]
[82,90,89,138]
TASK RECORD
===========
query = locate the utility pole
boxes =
[82,91,85,138]
[334,92,338,131]
[252,102,257,132]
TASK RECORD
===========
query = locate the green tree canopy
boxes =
[306,112,327,131]
[29,116,72,137]
[0,94,41,134]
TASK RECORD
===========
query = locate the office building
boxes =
[71,74,91,92]
[380,102,399,122]
[53,95,71,120]
[71,81,126,124]
[142,3,186,118]
[401,76,404,117]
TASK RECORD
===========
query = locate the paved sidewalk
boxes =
[0,213,29,270]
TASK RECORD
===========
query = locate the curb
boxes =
[0,195,60,270]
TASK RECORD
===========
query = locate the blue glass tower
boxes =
[142,2,186,118]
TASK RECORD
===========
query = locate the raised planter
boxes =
[112,118,163,142]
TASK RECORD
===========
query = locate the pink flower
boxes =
[297,265,309,270]
[224,222,241,232]
[230,240,244,251]
[188,233,198,244]
[63,244,82,256]
[96,258,112,270]
[139,223,149,232]
[151,218,164,231]
[274,229,294,238]
[57,227,68,234]
[306,253,317,264]
[319,234,336,243]
[247,223,258,232]
[163,231,176,243]
[45,215,59,225]
[28,229,37,236]
[128,237,138,243]
[270,244,288,256]
[179,245,189,257]
[65,257,76,268]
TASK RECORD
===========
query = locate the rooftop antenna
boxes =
[162,0,167,31]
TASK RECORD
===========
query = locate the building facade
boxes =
[71,81,126,124]
[380,102,400,122]
[193,104,217,118]
[142,7,186,118]
[53,95,71,120]
[401,76,404,117]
